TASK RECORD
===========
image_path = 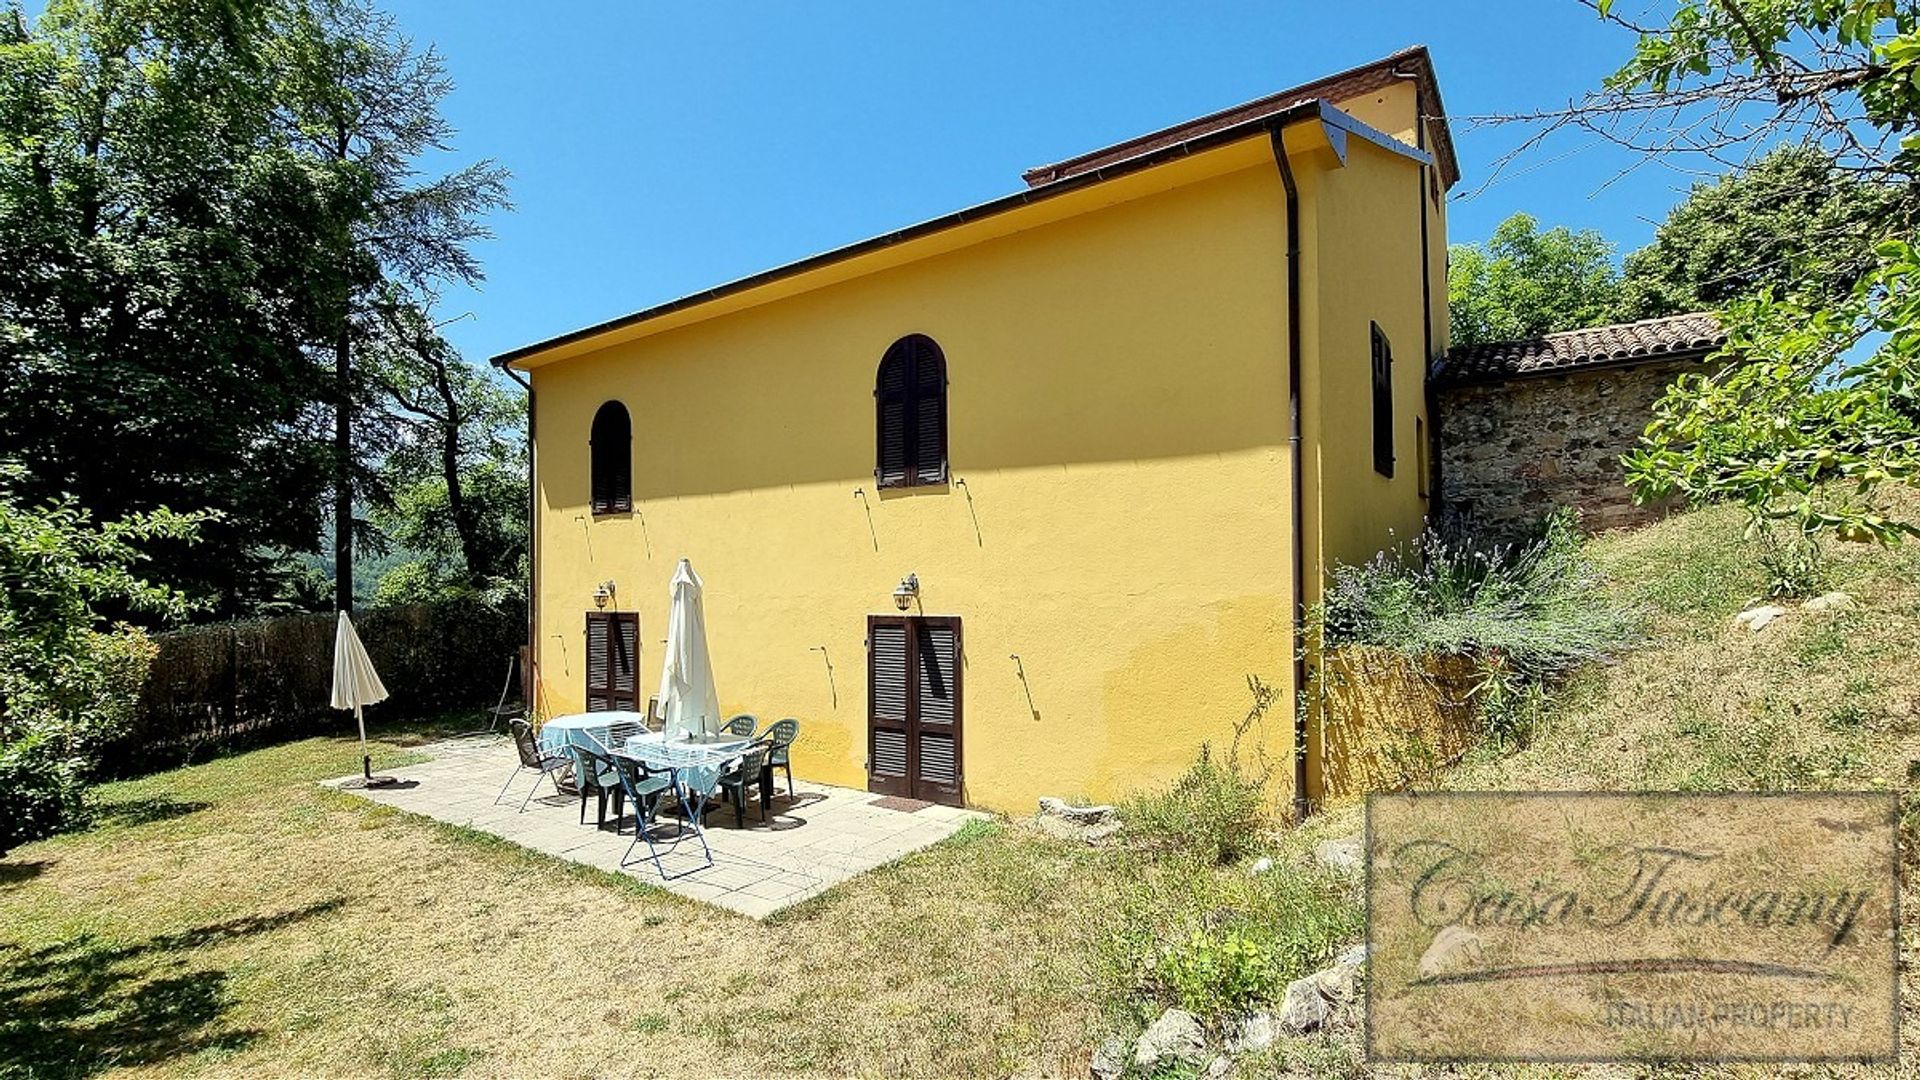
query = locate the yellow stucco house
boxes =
[493,48,1458,815]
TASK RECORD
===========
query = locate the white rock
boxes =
[1805,591,1854,612]
[1276,975,1331,1034]
[1313,961,1363,1004]
[1335,943,1369,968]
[1090,1035,1129,1080]
[1037,796,1113,824]
[1313,833,1364,874]
[1134,1008,1206,1069]
[1248,856,1274,876]
[1205,1054,1232,1079]
[1417,925,1485,981]
[1734,604,1789,631]
[1228,1011,1277,1053]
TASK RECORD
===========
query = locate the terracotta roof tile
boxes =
[1437,312,1725,385]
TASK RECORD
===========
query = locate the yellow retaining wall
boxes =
[1314,645,1482,804]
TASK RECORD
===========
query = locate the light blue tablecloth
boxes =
[538,714,749,797]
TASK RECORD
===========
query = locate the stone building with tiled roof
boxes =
[1432,312,1727,537]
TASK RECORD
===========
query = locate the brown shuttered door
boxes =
[867,616,912,798]
[912,617,962,804]
[867,614,963,806]
[585,611,639,712]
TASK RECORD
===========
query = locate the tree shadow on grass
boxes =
[0,859,46,890]
[0,898,345,1077]
[89,796,212,830]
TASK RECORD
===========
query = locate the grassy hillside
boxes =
[1268,492,1920,1079]
[1450,492,1920,795]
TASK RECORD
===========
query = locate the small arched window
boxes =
[875,334,947,488]
[590,400,632,514]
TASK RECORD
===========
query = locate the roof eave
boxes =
[493,99,1414,371]
[1432,344,1726,389]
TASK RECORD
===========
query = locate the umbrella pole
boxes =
[357,704,372,781]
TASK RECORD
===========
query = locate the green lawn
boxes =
[8,496,1920,1078]
[0,731,1121,1078]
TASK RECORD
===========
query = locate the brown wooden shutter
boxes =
[591,401,632,513]
[1371,324,1394,478]
[585,612,613,711]
[585,611,639,712]
[911,336,948,486]
[912,617,962,803]
[876,335,947,488]
[875,350,911,487]
[867,615,912,797]
[610,613,638,709]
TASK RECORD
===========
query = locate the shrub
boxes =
[1099,848,1361,1029]
[1156,927,1279,1021]
[0,730,85,854]
[1122,744,1271,866]
[0,465,198,852]
[1319,512,1642,741]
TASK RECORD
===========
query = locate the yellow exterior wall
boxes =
[1296,130,1435,582]
[527,149,1303,814]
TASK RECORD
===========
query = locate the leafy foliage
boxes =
[367,301,526,604]
[1447,212,1621,346]
[1577,2,1920,554]
[1618,146,1911,319]
[1627,238,1920,548]
[0,463,201,851]
[0,0,513,619]
[1155,927,1280,1023]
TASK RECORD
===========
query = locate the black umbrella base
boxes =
[338,775,404,789]
[338,754,403,788]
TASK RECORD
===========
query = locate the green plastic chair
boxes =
[716,741,774,827]
[723,714,758,738]
[764,718,800,798]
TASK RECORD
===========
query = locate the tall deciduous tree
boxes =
[1618,145,1912,319]
[366,299,525,603]
[1447,212,1622,346]
[0,0,339,616]
[270,0,507,612]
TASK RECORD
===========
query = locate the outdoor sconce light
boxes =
[592,581,614,610]
[892,573,920,611]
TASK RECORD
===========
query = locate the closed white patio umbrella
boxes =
[331,610,394,787]
[658,558,721,739]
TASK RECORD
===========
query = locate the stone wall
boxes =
[1436,359,1696,540]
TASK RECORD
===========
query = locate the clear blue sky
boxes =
[387,2,1692,363]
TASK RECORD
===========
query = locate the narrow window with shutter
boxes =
[589,401,632,514]
[874,334,947,488]
[1370,323,1394,478]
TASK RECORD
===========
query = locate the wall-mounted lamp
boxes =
[892,572,920,611]
[592,581,615,610]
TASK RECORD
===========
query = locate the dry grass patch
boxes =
[0,736,1115,1079]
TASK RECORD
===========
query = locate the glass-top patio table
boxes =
[538,714,753,878]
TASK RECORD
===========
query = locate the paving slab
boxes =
[326,735,986,919]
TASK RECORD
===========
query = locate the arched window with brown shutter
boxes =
[875,334,947,488]
[589,400,632,514]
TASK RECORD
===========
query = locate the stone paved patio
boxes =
[324,736,983,918]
